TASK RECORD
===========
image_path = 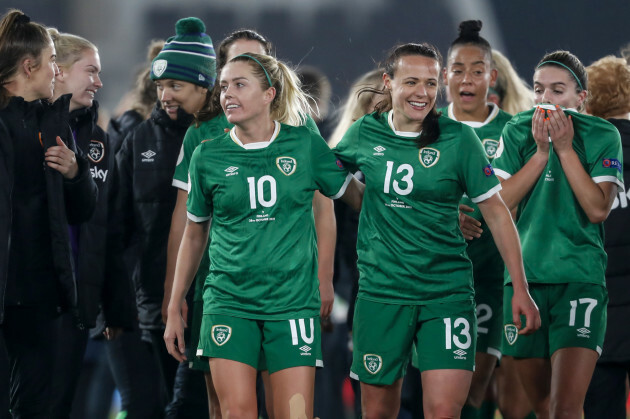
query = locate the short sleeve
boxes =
[304,114,321,135]
[186,145,212,222]
[173,126,203,191]
[332,118,361,173]
[457,125,502,203]
[587,121,625,192]
[309,132,352,199]
[493,119,526,180]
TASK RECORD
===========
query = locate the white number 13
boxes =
[384,161,414,195]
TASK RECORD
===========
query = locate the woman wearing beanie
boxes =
[164,51,363,418]
[0,10,98,417]
[45,28,136,418]
[112,16,216,417]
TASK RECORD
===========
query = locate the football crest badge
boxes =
[152,59,167,77]
[211,325,232,346]
[88,140,105,163]
[364,354,383,375]
[419,147,440,168]
[276,156,297,176]
[504,324,519,346]
[482,139,499,158]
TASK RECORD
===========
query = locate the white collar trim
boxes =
[230,121,280,149]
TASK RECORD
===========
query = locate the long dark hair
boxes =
[366,43,443,149]
[197,29,273,123]
[0,10,51,108]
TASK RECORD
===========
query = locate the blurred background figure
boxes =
[583,54,630,419]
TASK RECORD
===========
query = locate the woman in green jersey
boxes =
[334,42,539,419]
[440,20,514,418]
[493,50,624,418]
[165,52,363,419]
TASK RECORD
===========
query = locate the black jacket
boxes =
[114,103,193,330]
[0,95,98,324]
[599,118,630,362]
[69,102,135,333]
[107,109,144,155]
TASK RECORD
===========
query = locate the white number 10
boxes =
[247,176,277,209]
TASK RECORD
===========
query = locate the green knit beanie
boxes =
[150,17,216,88]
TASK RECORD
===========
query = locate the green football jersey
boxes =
[439,103,513,285]
[334,111,501,304]
[187,122,351,320]
[173,113,321,301]
[493,107,625,286]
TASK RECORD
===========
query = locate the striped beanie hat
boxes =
[150,17,216,88]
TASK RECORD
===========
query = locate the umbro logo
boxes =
[373,145,386,156]
[577,328,591,338]
[299,345,311,355]
[141,150,156,162]
[453,349,467,359]
[225,166,239,177]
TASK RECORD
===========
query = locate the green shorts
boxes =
[351,298,477,385]
[197,314,322,374]
[187,298,210,372]
[502,283,607,358]
[474,279,503,359]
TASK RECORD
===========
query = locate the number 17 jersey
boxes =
[334,111,501,305]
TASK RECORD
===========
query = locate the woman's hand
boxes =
[459,204,482,240]
[45,136,78,179]
[511,288,541,335]
[531,106,550,157]
[547,105,575,156]
[164,302,187,362]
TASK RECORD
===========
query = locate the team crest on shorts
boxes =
[88,140,105,163]
[504,324,519,346]
[152,59,167,77]
[482,139,499,158]
[419,147,440,168]
[364,354,382,374]
[276,156,297,176]
[211,325,232,346]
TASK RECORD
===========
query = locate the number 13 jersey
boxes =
[334,111,501,305]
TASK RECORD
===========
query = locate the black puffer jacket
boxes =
[69,102,136,332]
[599,118,630,362]
[113,103,193,330]
[0,95,98,325]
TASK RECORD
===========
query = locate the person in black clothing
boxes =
[0,10,97,418]
[46,28,136,418]
[113,17,217,417]
[583,55,630,419]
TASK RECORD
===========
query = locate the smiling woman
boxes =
[0,9,98,417]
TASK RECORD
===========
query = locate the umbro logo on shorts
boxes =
[577,328,591,338]
[211,325,232,346]
[453,349,467,359]
[141,150,156,162]
[364,354,382,374]
[299,345,311,356]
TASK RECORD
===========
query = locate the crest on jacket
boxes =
[88,140,105,163]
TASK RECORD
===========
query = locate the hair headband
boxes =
[537,60,584,91]
[236,54,272,87]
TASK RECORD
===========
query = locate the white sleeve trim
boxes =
[471,183,503,204]
[329,173,353,200]
[349,371,359,381]
[493,168,512,180]
[592,175,625,193]
[487,347,502,360]
[172,178,189,191]
[187,211,211,223]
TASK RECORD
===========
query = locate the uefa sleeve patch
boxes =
[336,159,344,169]
[483,164,494,177]
[602,158,622,173]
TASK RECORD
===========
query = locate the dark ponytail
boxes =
[447,20,492,62]
[0,9,51,108]
[370,42,443,149]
